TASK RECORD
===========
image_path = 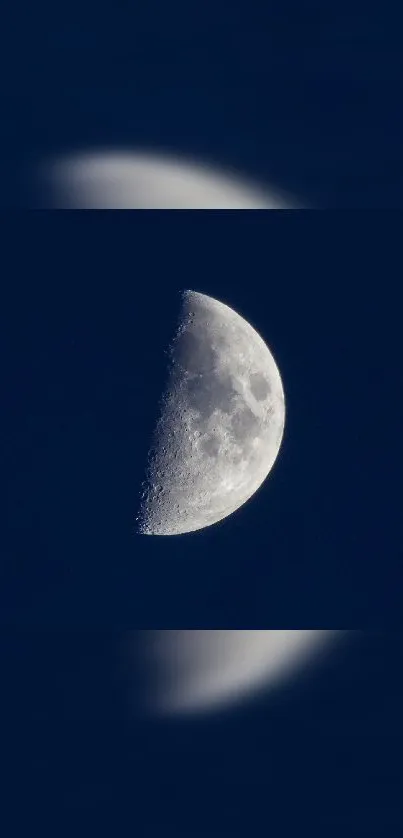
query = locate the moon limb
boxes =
[137,290,285,536]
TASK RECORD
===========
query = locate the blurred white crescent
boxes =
[43,148,294,209]
[142,630,338,716]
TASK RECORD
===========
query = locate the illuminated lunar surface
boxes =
[141,630,337,716]
[136,290,285,536]
[43,149,294,208]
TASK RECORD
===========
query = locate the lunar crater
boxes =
[249,371,271,401]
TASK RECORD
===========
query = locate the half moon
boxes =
[136,290,285,536]
[41,149,294,208]
[141,630,337,716]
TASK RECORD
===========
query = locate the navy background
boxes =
[2,631,403,837]
[1,212,401,627]
[0,208,401,836]
[3,0,403,206]
[2,0,403,830]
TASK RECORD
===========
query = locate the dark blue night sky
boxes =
[2,212,400,627]
[3,0,403,206]
[1,210,402,836]
[2,631,402,838]
[2,0,402,833]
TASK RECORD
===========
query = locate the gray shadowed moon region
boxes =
[136,290,285,535]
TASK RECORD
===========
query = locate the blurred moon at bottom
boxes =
[127,630,339,718]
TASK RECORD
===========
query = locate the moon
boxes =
[136,290,285,536]
[41,149,294,208]
[139,630,337,716]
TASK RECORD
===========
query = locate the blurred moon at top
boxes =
[40,149,295,209]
